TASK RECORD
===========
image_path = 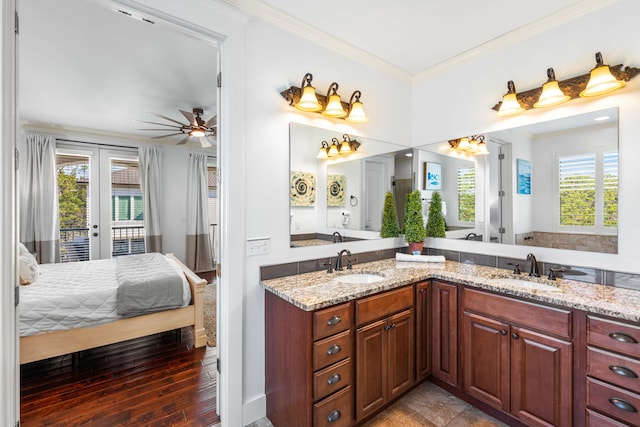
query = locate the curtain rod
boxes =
[55,138,138,151]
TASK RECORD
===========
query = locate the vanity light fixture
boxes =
[534,68,570,108]
[281,73,368,122]
[449,135,488,155]
[317,135,361,159]
[322,83,347,118]
[492,52,639,115]
[295,73,322,112]
[580,52,625,97]
[345,90,368,123]
[497,81,525,116]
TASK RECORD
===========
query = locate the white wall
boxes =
[412,0,640,272]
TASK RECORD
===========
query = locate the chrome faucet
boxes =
[526,253,540,277]
[335,249,352,271]
[332,231,344,243]
[465,232,478,240]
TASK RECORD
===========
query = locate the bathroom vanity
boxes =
[262,258,640,427]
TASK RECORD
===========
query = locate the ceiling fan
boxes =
[137,107,217,148]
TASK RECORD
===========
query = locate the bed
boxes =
[18,251,207,364]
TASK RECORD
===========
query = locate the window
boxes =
[457,166,475,222]
[558,150,617,231]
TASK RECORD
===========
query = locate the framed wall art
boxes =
[517,159,531,195]
[327,174,346,206]
[424,162,442,190]
[290,170,316,206]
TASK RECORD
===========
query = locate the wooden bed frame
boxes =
[19,253,208,364]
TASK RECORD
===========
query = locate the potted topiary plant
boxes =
[425,191,447,238]
[380,191,400,238]
[404,189,426,254]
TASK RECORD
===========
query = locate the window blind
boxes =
[457,167,475,222]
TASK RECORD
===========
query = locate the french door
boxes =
[55,143,141,261]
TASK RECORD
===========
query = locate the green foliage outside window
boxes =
[57,169,87,229]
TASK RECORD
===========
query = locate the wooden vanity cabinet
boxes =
[355,286,415,421]
[431,280,458,386]
[462,288,573,427]
[265,292,354,427]
[415,281,431,381]
[586,316,640,425]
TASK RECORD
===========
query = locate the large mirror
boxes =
[289,123,412,247]
[415,107,619,254]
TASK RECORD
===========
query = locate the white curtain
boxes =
[138,147,163,253]
[186,152,214,272]
[20,133,60,263]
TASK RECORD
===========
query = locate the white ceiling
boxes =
[19,0,218,144]
[247,0,588,75]
[18,0,608,142]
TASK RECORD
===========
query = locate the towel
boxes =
[395,253,446,263]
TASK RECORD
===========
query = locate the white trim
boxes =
[1,0,18,424]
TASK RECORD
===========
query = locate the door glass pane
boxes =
[56,153,90,262]
[110,158,145,257]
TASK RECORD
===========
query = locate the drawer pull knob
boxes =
[500,329,508,336]
[512,333,520,340]
[609,397,638,413]
[327,315,342,326]
[327,410,342,423]
[609,332,638,344]
[326,344,341,355]
[609,365,639,378]
[327,373,342,385]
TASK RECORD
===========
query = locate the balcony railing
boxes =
[60,224,218,263]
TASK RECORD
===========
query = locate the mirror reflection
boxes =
[289,123,411,247]
[415,107,619,253]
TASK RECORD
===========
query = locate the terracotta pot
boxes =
[408,242,424,255]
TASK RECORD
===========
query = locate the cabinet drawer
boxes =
[314,358,352,402]
[587,377,640,426]
[313,385,352,427]
[586,409,631,427]
[314,303,352,341]
[314,330,352,371]
[463,288,572,339]
[588,316,640,359]
[588,347,640,393]
[356,286,413,327]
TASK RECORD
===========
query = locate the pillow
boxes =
[18,242,31,257]
[18,251,39,285]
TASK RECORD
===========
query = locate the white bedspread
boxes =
[19,255,191,337]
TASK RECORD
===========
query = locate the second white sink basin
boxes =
[493,277,561,292]
[336,273,385,284]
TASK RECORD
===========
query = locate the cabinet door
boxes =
[511,326,573,427]
[415,281,431,381]
[432,280,458,386]
[356,318,388,421]
[388,309,415,400]
[462,312,510,412]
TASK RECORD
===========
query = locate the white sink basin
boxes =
[493,277,561,292]
[336,273,385,284]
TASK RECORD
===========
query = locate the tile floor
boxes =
[247,381,509,427]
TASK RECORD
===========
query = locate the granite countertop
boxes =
[261,258,640,323]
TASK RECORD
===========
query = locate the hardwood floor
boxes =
[20,328,219,426]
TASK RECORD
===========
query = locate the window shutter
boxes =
[603,151,618,227]
[457,167,475,222]
[559,154,596,226]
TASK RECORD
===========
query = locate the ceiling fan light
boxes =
[190,128,206,137]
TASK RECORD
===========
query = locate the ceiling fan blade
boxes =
[203,115,217,128]
[138,128,184,131]
[148,112,186,126]
[150,133,184,139]
[180,109,197,126]
[177,135,191,145]
[199,137,212,148]
[136,119,181,128]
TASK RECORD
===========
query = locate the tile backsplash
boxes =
[260,246,640,291]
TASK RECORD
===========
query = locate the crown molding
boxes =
[216,0,413,82]
[217,0,621,84]
[413,0,621,83]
